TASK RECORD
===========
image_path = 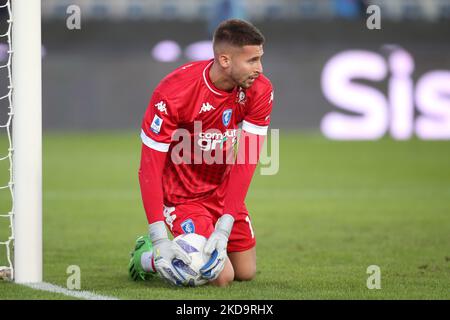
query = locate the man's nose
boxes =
[256,62,263,74]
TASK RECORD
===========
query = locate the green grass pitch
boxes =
[0,131,449,299]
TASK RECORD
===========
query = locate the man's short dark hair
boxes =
[213,19,265,48]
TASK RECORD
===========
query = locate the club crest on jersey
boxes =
[181,219,195,234]
[222,109,232,127]
[150,114,163,134]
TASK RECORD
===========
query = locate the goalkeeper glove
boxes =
[149,221,192,286]
[200,214,234,280]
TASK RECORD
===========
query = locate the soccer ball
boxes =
[172,233,209,287]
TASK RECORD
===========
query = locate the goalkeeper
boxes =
[129,19,273,287]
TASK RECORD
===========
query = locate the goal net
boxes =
[0,0,13,281]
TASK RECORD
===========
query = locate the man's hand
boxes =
[149,221,192,286]
[200,214,234,280]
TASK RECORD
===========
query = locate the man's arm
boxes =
[201,83,273,280]
[139,92,192,286]
[223,84,273,215]
[222,130,265,215]
[201,130,265,280]
[138,144,167,224]
[200,130,265,280]
[139,90,174,224]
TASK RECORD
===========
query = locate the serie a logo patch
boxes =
[150,114,163,134]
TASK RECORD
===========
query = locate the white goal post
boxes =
[11,0,42,283]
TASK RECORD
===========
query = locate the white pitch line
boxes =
[21,282,120,300]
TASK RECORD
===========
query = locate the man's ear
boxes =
[218,53,231,69]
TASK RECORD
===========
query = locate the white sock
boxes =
[140,251,156,273]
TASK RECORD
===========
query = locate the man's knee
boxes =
[210,258,234,287]
[228,248,257,282]
[234,264,256,281]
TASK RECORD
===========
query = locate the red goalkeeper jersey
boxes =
[140,59,273,221]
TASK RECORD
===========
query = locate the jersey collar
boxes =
[202,60,236,97]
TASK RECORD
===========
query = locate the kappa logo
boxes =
[155,101,168,115]
[199,102,216,114]
[181,219,195,234]
[222,109,232,127]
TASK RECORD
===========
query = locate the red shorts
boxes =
[163,196,256,253]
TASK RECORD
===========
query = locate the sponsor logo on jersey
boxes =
[150,114,163,134]
[181,219,195,234]
[222,109,232,127]
[155,101,168,115]
[197,129,237,151]
[199,102,216,114]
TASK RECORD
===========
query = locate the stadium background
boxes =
[40,0,450,132]
[0,0,449,299]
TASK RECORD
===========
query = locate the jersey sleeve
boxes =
[138,144,167,224]
[222,131,265,218]
[242,83,274,136]
[140,90,178,152]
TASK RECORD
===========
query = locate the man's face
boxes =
[228,45,264,89]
